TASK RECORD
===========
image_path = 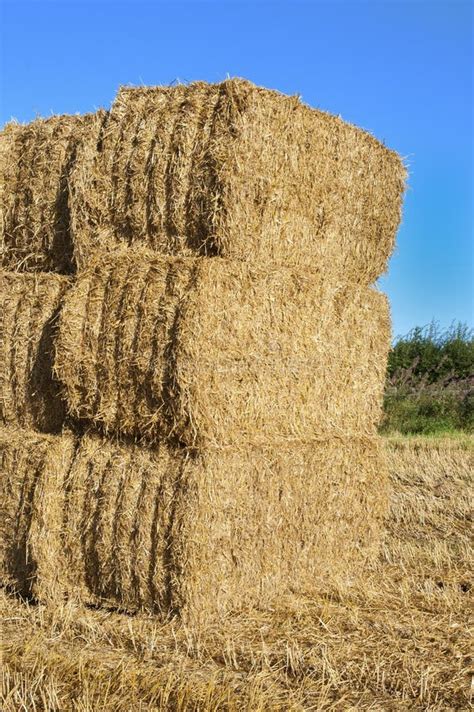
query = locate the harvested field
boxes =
[1,437,471,711]
[0,270,70,432]
[0,111,106,273]
[54,246,390,445]
[70,79,406,281]
[385,435,474,583]
[0,427,387,619]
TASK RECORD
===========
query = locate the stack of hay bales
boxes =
[0,79,406,620]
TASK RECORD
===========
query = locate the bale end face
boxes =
[1,112,108,273]
[1,270,70,433]
[0,428,76,601]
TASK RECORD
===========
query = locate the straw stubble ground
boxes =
[1,436,472,711]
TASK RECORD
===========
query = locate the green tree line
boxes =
[382,321,473,434]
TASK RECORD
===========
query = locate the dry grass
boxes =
[1,428,387,620]
[1,436,472,710]
[69,79,406,281]
[0,270,70,432]
[54,246,390,446]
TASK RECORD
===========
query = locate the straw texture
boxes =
[1,270,70,432]
[0,112,106,273]
[54,246,391,446]
[169,437,388,621]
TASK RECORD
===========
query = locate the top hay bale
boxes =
[71,79,406,282]
[0,111,106,273]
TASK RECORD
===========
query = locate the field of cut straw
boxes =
[1,78,469,710]
[2,435,472,711]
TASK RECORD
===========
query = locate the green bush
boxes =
[382,321,473,435]
[387,321,474,382]
[382,389,470,434]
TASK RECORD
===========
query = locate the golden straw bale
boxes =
[70,79,406,281]
[0,112,106,273]
[0,428,387,619]
[54,247,390,446]
[1,270,70,432]
[0,428,76,600]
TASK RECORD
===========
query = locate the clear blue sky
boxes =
[1,0,472,337]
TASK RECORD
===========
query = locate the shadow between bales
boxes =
[28,306,67,434]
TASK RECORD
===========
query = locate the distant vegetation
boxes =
[382,322,473,435]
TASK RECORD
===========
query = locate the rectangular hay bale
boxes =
[1,270,70,432]
[0,427,388,619]
[70,79,406,282]
[54,247,391,446]
[0,111,107,273]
